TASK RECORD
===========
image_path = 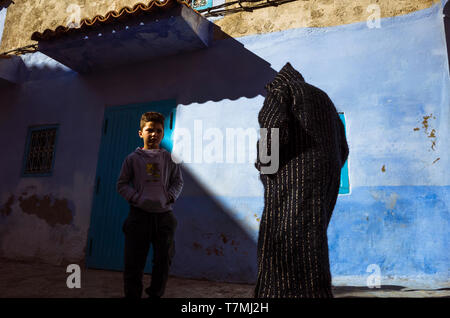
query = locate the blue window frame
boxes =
[21,124,59,177]
[338,113,350,194]
[191,0,213,11]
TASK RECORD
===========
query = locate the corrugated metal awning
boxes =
[30,0,212,74]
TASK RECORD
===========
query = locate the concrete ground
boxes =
[0,258,449,298]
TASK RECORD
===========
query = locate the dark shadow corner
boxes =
[171,164,258,283]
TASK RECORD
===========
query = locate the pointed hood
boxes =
[265,62,305,92]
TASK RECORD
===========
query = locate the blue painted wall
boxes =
[171,2,449,284]
[0,1,448,287]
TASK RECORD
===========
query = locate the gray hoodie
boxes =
[117,147,183,213]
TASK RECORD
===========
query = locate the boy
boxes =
[117,111,183,299]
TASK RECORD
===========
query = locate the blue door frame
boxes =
[86,99,177,273]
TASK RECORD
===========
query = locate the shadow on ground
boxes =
[1,258,449,298]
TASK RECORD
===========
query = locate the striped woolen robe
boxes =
[254,63,349,298]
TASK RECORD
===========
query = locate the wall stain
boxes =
[387,193,398,211]
[192,242,203,250]
[311,9,325,19]
[430,140,436,151]
[18,194,73,226]
[428,129,436,138]
[432,158,440,164]
[353,6,363,15]
[220,233,229,244]
[413,127,420,131]
[370,191,398,211]
[199,233,239,256]
[0,195,15,216]
[381,165,386,173]
[231,240,240,252]
[420,114,437,151]
[206,246,224,257]
[422,114,431,131]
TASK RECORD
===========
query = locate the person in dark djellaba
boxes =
[254,62,349,298]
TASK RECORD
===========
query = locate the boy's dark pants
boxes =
[122,206,177,298]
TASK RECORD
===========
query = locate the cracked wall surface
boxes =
[214,0,441,38]
[0,0,146,53]
[0,0,442,53]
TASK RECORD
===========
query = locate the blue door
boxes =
[86,99,177,273]
[338,113,350,194]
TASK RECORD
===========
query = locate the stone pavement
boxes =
[0,258,449,298]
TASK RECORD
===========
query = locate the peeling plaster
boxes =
[191,233,246,257]
[0,199,85,264]
[432,158,441,164]
[206,246,224,256]
[0,172,92,264]
[387,192,399,211]
[413,113,439,155]
[18,194,73,226]
[421,114,438,151]
[220,233,228,244]
[370,190,399,211]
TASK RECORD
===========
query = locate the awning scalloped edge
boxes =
[31,0,195,41]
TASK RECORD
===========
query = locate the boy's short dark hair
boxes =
[140,112,165,130]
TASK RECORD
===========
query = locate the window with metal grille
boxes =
[190,0,213,10]
[22,125,59,176]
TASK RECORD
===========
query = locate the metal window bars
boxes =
[24,128,57,174]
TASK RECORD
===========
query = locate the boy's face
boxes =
[139,121,164,149]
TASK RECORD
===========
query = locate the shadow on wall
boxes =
[172,166,258,283]
[0,19,277,282]
[163,26,278,282]
[81,24,278,282]
[80,24,278,105]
